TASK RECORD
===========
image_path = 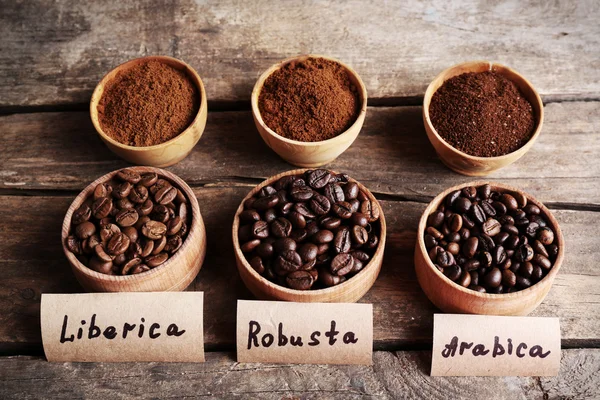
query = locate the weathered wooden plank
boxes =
[0,350,598,399]
[1,102,599,206]
[0,190,598,352]
[1,1,599,107]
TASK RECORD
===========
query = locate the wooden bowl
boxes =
[414,181,564,315]
[251,55,368,167]
[232,169,386,302]
[61,166,207,292]
[90,56,208,167]
[423,61,544,176]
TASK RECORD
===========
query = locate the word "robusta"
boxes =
[424,184,558,293]
[65,169,190,275]
[238,170,382,290]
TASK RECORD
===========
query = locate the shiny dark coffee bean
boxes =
[250,256,265,274]
[470,204,486,224]
[461,186,477,200]
[271,218,292,238]
[333,202,353,219]
[313,229,334,244]
[252,220,270,239]
[320,216,341,230]
[444,265,461,281]
[537,227,554,245]
[480,201,496,217]
[107,233,130,256]
[273,238,297,254]
[343,182,359,200]
[484,267,502,288]
[330,253,354,276]
[298,243,318,262]
[478,184,492,199]
[275,250,302,273]
[333,227,352,254]
[428,211,445,228]
[324,183,345,204]
[286,271,314,290]
[351,225,368,246]
[446,190,461,208]
[365,233,379,250]
[307,170,332,189]
[515,244,534,262]
[254,195,279,210]
[533,254,552,270]
[290,185,314,201]
[264,208,278,222]
[294,203,316,219]
[310,194,331,215]
[75,221,96,240]
[72,204,92,225]
[240,209,260,224]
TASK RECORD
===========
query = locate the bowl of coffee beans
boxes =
[423,61,544,176]
[415,182,564,315]
[90,56,208,167]
[62,167,207,292]
[251,55,367,167]
[232,169,386,302]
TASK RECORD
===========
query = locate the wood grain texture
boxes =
[0,189,598,352]
[1,102,600,206]
[0,350,598,399]
[0,0,599,107]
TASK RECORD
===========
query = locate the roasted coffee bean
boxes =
[343,182,359,200]
[437,251,454,268]
[457,270,471,287]
[446,232,460,243]
[448,214,462,232]
[290,185,314,201]
[93,183,112,200]
[72,205,92,225]
[273,238,297,254]
[330,253,354,276]
[254,195,279,211]
[453,197,472,214]
[116,169,141,184]
[313,229,334,244]
[252,220,270,239]
[319,269,343,287]
[139,172,158,187]
[478,234,495,252]
[250,256,265,274]
[348,199,360,213]
[258,185,277,198]
[333,227,352,254]
[501,269,517,287]
[92,197,113,219]
[141,220,167,240]
[515,244,534,262]
[525,222,540,239]
[241,239,261,253]
[494,231,510,246]
[447,242,460,256]
[482,218,501,236]
[320,216,341,230]
[500,193,518,210]
[286,270,314,290]
[75,221,96,240]
[461,186,477,200]
[298,243,318,262]
[444,265,461,281]
[351,225,368,246]
[66,235,82,255]
[478,184,492,199]
[89,256,114,274]
[468,285,486,293]
[446,190,461,208]
[135,199,154,217]
[107,233,130,256]
[310,194,331,215]
[117,197,135,210]
[492,201,507,216]
[484,267,502,288]
[288,211,307,229]
[129,185,149,204]
[427,211,445,228]
[113,182,132,199]
[537,227,554,245]
[324,183,345,204]
[365,233,379,250]
[461,213,476,230]
[264,208,278,222]
[146,252,168,268]
[271,218,292,238]
[481,201,497,218]
[240,209,260,224]
[470,204,486,224]
[307,170,332,189]
[275,250,302,273]
[360,199,380,222]
[115,208,139,228]
[516,275,532,289]
[294,203,316,219]
[480,251,493,268]
[524,204,541,215]
[333,201,353,219]
[469,271,479,286]
[154,185,177,205]
[533,254,552,270]
[493,245,507,265]
[547,244,559,260]
[152,235,167,255]
[529,214,547,228]
[424,234,437,249]
[464,258,481,271]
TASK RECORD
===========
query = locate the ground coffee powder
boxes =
[98,61,200,147]
[258,57,360,142]
[429,71,535,157]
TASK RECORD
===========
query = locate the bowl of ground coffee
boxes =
[62,167,207,292]
[251,55,367,167]
[232,169,386,302]
[414,182,564,315]
[90,56,207,167]
[423,61,544,176]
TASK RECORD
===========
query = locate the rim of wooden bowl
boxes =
[417,181,565,300]
[90,55,207,152]
[232,169,387,297]
[251,54,368,147]
[61,166,203,283]
[423,60,544,161]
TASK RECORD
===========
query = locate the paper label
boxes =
[236,300,372,365]
[41,292,204,362]
[431,314,560,376]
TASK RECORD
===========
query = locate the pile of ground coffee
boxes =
[258,57,360,142]
[98,61,200,147]
[429,71,535,157]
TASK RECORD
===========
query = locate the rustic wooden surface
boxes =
[0,350,598,399]
[1,0,600,107]
[1,0,599,398]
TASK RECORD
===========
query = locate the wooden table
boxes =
[1,1,599,398]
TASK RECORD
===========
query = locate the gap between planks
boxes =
[0,182,599,213]
[2,95,600,116]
